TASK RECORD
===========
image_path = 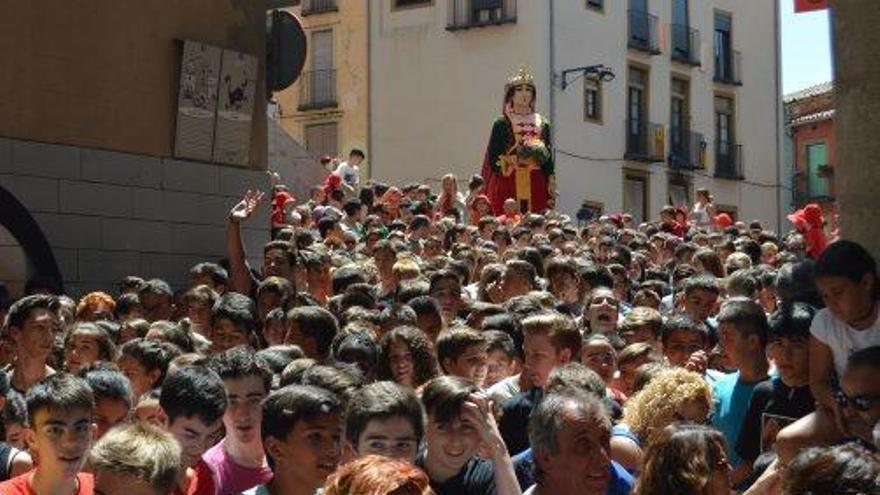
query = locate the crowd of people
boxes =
[0,161,878,495]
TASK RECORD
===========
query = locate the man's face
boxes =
[425,413,480,475]
[549,271,579,305]
[11,308,57,363]
[94,398,130,440]
[664,329,706,367]
[580,340,616,384]
[95,470,161,495]
[26,407,94,479]
[117,355,159,401]
[587,289,618,333]
[523,332,568,388]
[684,289,718,321]
[223,376,267,446]
[536,406,612,495]
[166,415,223,468]
[140,293,174,323]
[840,365,880,443]
[286,321,319,359]
[485,350,517,388]
[267,414,341,489]
[257,292,283,323]
[767,337,809,386]
[212,318,251,353]
[619,324,657,347]
[444,345,489,389]
[374,249,396,278]
[718,323,754,369]
[354,416,419,462]
[430,278,463,323]
[501,270,531,300]
[263,248,292,279]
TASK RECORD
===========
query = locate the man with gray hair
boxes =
[525,388,634,495]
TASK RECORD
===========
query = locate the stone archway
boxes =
[0,186,63,295]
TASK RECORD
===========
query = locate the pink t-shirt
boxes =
[202,440,273,495]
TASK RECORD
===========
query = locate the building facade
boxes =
[275,0,370,176]
[784,82,836,219]
[368,0,783,229]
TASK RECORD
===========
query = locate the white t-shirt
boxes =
[335,161,360,186]
[810,306,880,376]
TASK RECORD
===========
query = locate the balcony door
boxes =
[670,78,689,163]
[629,0,649,46]
[311,30,333,104]
[714,12,732,80]
[806,143,830,197]
[672,0,690,59]
[627,67,647,154]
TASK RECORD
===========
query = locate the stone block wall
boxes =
[0,137,271,297]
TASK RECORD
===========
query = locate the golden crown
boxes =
[506,66,535,90]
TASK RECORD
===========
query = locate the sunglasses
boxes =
[834,389,880,412]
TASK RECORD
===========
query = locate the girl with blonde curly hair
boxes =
[610,367,714,474]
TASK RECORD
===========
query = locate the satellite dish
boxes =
[266,10,307,92]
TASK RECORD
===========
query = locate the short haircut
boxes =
[332,266,367,296]
[114,293,142,320]
[119,338,180,387]
[483,330,517,360]
[159,365,227,424]
[684,275,721,296]
[257,277,295,303]
[343,381,425,447]
[717,297,769,347]
[619,306,664,339]
[188,262,229,287]
[263,240,297,266]
[520,311,582,358]
[208,346,273,394]
[89,422,182,495]
[816,241,877,285]
[545,256,579,280]
[545,363,606,398]
[725,269,758,298]
[481,313,524,359]
[261,385,342,443]
[26,373,95,424]
[5,294,59,330]
[4,391,26,425]
[847,345,880,371]
[81,367,133,410]
[504,260,538,290]
[286,306,339,359]
[768,302,815,342]
[617,342,657,368]
[212,292,257,333]
[139,279,173,298]
[300,364,364,404]
[661,314,710,346]
[420,376,479,425]
[436,327,487,371]
[782,443,880,495]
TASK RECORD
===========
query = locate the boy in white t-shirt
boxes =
[335,149,364,191]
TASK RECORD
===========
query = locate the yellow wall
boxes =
[276,1,369,175]
[0,1,267,168]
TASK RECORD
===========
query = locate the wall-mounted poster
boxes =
[174,41,222,162]
[212,49,258,166]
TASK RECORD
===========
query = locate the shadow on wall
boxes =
[0,186,63,295]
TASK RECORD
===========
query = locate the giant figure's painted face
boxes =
[512,84,534,108]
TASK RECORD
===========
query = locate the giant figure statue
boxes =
[481,67,555,215]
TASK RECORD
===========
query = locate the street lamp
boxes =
[558,64,615,90]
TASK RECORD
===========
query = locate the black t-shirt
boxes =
[416,455,496,495]
[736,376,815,462]
[499,388,542,456]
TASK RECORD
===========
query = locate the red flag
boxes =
[794,0,829,13]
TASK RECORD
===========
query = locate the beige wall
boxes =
[369,0,781,229]
[276,1,369,175]
[0,1,267,168]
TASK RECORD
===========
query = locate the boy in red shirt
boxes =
[0,373,96,495]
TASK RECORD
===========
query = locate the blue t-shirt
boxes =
[514,448,634,495]
[709,370,764,467]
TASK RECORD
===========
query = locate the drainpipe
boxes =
[773,0,783,231]
[366,0,373,181]
[548,0,556,139]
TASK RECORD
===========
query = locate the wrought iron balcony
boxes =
[625,118,665,162]
[628,9,661,55]
[715,142,744,179]
[714,48,743,86]
[301,0,337,16]
[447,0,517,31]
[668,129,705,170]
[671,24,701,66]
[298,69,337,111]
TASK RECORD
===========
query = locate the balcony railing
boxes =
[628,9,661,54]
[791,171,833,206]
[298,69,337,111]
[301,0,337,16]
[668,129,705,170]
[447,0,517,31]
[671,24,701,66]
[715,142,744,179]
[714,48,743,86]
[625,118,665,161]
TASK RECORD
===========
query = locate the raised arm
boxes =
[226,190,265,295]
[465,394,522,495]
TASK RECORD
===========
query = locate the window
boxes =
[305,122,338,159]
[587,0,603,10]
[394,0,432,8]
[806,142,830,197]
[714,95,733,155]
[714,11,732,81]
[670,78,689,162]
[627,67,648,155]
[584,77,602,122]
[623,173,648,225]
[668,179,690,208]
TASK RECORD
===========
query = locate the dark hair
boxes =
[286,306,339,359]
[114,293,141,320]
[256,345,304,375]
[481,313,524,359]
[343,198,363,217]
[26,373,95,424]
[420,376,478,425]
[3,391,26,425]
[119,338,180,388]
[349,148,365,159]
[661,314,709,347]
[5,294,59,331]
[545,362,607,398]
[815,240,877,285]
[261,384,342,442]
[300,363,364,403]
[188,262,229,288]
[483,330,517,360]
[376,326,440,388]
[717,297,770,348]
[208,346,273,394]
[683,275,720,296]
[212,292,257,334]
[257,277,295,306]
[148,320,195,353]
[139,279,173,298]
[847,345,880,371]
[783,442,880,495]
[159,365,227,424]
[768,302,815,342]
[332,266,367,296]
[81,367,133,410]
[263,240,297,267]
[343,381,424,447]
[67,322,117,363]
[436,327,487,372]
